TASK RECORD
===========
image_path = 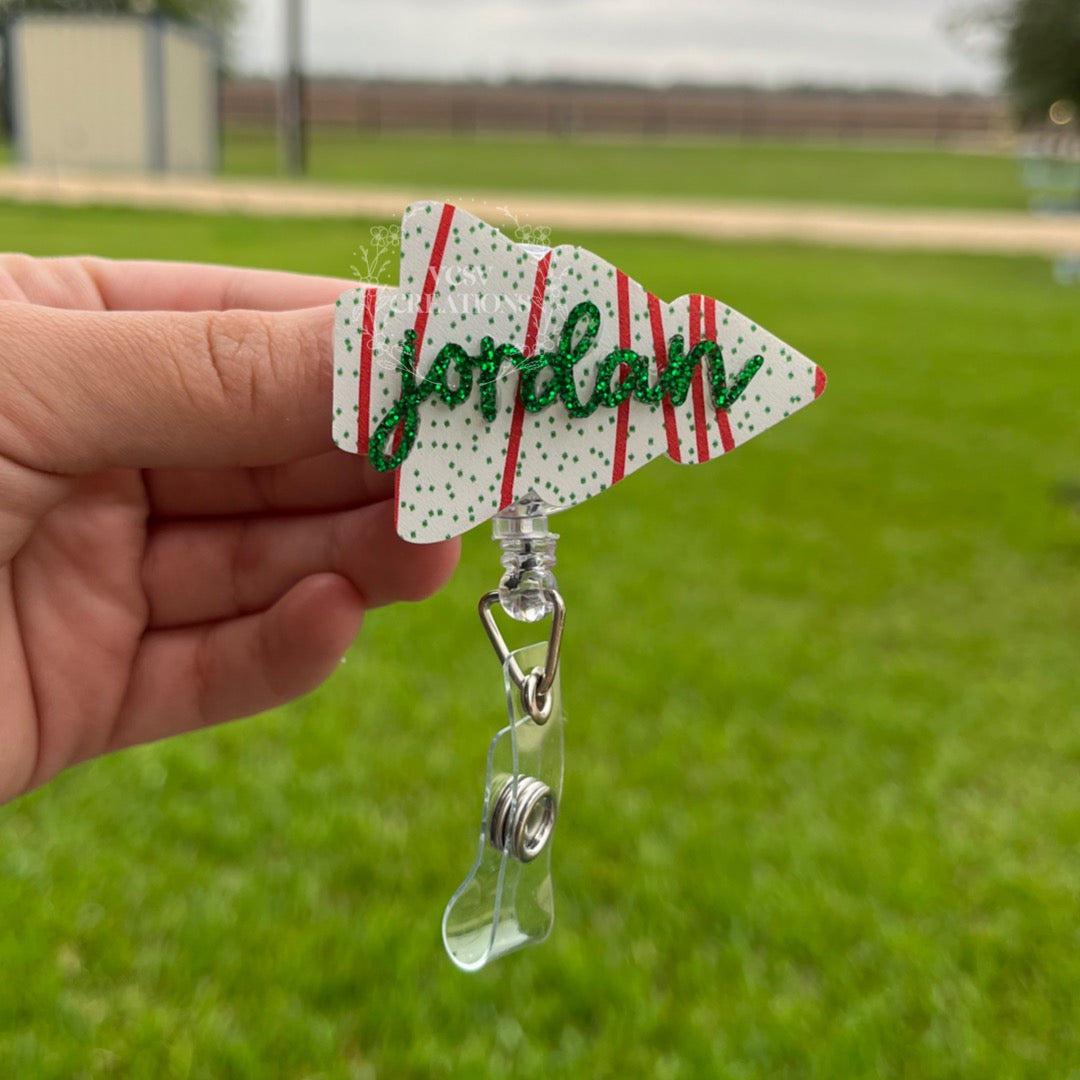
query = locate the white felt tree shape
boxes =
[334,201,825,543]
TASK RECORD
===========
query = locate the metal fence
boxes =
[223,79,1010,147]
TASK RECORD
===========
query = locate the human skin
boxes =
[0,256,460,804]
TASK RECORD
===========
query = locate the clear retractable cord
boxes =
[442,495,566,972]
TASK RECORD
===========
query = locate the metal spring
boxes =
[489,775,557,863]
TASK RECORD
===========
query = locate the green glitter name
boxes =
[369,300,764,472]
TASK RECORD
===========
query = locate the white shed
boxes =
[7,13,219,174]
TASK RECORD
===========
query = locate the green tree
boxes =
[0,0,239,39]
[1004,0,1080,124]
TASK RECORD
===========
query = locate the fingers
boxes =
[110,573,366,752]
[75,258,361,313]
[142,499,460,628]
[0,300,338,473]
[144,450,393,518]
[0,254,365,311]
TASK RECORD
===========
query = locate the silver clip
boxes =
[478,588,565,724]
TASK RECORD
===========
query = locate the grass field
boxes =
[1,201,1078,1078]
[222,128,1030,211]
[0,127,1030,210]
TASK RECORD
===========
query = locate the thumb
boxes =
[0,301,338,473]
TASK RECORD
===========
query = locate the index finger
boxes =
[77,257,360,313]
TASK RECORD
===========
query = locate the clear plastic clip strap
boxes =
[441,640,565,972]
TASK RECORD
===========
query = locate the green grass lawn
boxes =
[0,127,1028,210]
[220,127,1029,211]
[1,203,1079,1078]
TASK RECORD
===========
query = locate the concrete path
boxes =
[1,167,1078,257]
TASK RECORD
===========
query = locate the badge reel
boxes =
[332,200,826,971]
[443,500,566,972]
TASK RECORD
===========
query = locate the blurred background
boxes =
[0,2,1079,1077]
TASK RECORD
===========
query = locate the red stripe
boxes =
[689,295,710,463]
[395,203,456,518]
[356,287,377,454]
[611,270,633,485]
[648,292,680,463]
[500,251,551,509]
[814,365,827,399]
[413,202,456,349]
[706,298,735,453]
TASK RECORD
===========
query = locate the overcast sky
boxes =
[232,0,1000,93]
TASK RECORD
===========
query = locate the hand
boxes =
[0,256,460,803]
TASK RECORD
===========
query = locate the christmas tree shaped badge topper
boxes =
[333,201,825,971]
